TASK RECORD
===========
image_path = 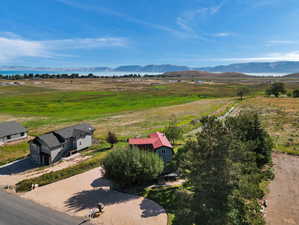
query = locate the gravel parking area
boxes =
[22,168,167,225]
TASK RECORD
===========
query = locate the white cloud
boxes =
[176,0,226,39]
[0,34,128,63]
[218,51,299,62]
[43,37,128,50]
[213,32,234,37]
[0,37,46,63]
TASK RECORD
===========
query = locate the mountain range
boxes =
[2,61,299,73]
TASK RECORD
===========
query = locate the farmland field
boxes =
[0,81,244,133]
[0,79,242,165]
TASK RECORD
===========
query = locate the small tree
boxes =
[237,87,250,100]
[265,82,286,97]
[102,148,164,187]
[293,89,299,98]
[106,131,118,148]
[164,117,183,145]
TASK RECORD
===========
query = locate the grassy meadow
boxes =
[238,96,299,155]
[0,80,243,165]
[0,82,244,132]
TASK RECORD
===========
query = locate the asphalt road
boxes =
[0,190,90,225]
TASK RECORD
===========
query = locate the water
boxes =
[0,70,289,77]
[0,70,161,76]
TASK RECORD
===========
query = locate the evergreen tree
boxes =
[164,117,183,145]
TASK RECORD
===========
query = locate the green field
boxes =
[0,86,205,127]
[0,82,242,166]
[0,142,29,166]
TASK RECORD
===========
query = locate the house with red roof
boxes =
[128,132,173,162]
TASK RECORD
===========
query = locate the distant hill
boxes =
[283,73,299,78]
[197,61,299,73]
[0,64,190,73]
[162,70,252,79]
[114,64,190,72]
[3,61,299,74]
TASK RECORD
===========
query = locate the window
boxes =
[79,141,82,146]
[7,135,11,140]
[21,132,25,137]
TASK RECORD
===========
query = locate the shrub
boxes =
[293,89,299,98]
[236,87,250,100]
[106,131,118,148]
[102,148,164,187]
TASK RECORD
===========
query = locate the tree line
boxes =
[0,73,156,80]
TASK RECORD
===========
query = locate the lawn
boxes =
[0,142,29,166]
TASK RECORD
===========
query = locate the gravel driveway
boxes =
[265,153,299,225]
[22,168,167,225]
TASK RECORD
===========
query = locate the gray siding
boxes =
[30,133,94,166]
[50,146,64,163]
[30,143,41,165]
[76,135,92,151]
[0,132,27,145]
[156,147,173,163]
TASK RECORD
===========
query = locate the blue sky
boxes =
[0,0,299,67]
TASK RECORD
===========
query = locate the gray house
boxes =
[0,121,27,145]
[29,123,95,165]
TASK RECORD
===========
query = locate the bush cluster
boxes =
[102,148,164,187]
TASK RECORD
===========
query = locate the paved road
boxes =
[0,190,90,225]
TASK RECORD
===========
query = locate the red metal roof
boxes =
[128,132,172,150]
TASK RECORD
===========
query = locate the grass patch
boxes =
[275,145,299,156]
[140,185,184,225]
[15,150,110,192]
[0,142,29,166]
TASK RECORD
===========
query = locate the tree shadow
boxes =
[0,158,37,175]
[90,177,111,188]
[139,198,166,218]
[64,178,138,212]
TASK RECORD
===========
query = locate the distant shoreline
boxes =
[0,70,288,77]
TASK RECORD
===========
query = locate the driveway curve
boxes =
[22,168,167,225]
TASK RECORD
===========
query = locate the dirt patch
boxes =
[265,153,299,225]
[22,168,167,225]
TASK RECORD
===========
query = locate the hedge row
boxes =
[16,151,109,192]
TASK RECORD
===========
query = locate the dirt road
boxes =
[265,153,299,225]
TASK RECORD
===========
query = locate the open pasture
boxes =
[238,96,299,155]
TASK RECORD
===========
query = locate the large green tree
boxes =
[265,82,286,97]
[226,112,272,168]
[177,113,272,225]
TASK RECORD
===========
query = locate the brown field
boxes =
[238,96,299,154]
[0,78,168,91]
